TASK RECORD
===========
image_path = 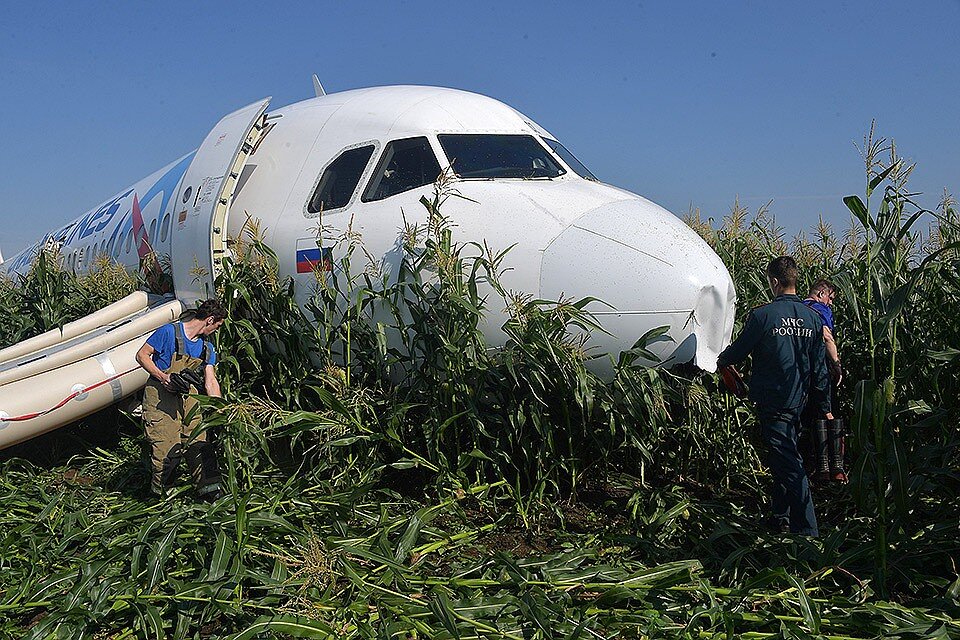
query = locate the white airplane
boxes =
[0,82,735,447]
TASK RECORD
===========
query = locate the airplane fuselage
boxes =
[1,85,736,372]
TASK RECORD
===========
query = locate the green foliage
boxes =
[0,249,137,349]
[1,129,959,637]
[205,179,759,513]
[215,218,322,406]
[2,442,958,638]
[837,132,960,596]
[688,127,960,600]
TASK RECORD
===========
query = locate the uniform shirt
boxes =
[717,294,829,414]
[145,322,217,372]
[803,299,834,332]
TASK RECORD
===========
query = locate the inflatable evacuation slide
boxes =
[0,99,270,449]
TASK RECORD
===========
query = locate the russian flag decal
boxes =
[296,239,333,273]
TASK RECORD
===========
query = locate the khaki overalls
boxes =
[142,323,221,496]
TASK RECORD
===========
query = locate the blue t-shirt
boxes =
[146,323,217,372]
[803,299,834,332]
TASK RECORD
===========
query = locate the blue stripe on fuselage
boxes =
[5,152,196,276]
[105,152,196,253]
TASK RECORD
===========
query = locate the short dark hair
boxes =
[809,278,836,296]
[195,299,227,321]
[766,256,798,287]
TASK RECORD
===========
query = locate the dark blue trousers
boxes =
[758,407,819,537]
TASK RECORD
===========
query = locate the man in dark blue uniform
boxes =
[718,256,832,536]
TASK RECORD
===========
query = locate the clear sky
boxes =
[1,1,958,258]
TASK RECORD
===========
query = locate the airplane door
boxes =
[171,98,271,306]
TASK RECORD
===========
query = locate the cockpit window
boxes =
[362,137,442,202]
[308,145,375,214]
[543,138,597,181]
[438,134,564,179]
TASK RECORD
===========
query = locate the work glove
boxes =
[168,367,205,394]
[719,365,747,398]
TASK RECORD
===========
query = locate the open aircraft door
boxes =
[171,98,271,306]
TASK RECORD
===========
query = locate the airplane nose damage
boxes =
[540,198,736,375]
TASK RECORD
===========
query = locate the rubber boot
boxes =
[186,439,223,501]
[813,419,831,483]
[828,418,847,483]
[155,443,184,495]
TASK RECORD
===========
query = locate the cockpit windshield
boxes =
[438,134,564,179]
[543,138,597,181]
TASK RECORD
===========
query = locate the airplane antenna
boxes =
[312,74,326,97]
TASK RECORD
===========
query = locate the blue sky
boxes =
[1,1,958,257]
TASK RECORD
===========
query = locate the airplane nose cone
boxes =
[539,198,736,374]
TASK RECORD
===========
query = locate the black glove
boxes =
[168,367,205,394]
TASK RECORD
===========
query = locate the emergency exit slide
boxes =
[0,294,184,449]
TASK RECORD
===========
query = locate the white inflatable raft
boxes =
[0,295,184,450]
[0,292,152,365]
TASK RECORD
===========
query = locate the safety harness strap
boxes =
[173,322,209,365]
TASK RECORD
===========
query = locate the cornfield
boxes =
[1,129,958,638]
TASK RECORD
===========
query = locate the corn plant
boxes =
[832,131,960,596]
[2,133,959,638]
[0,248,137,349]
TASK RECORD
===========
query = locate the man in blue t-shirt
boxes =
[803,279,842,387]
[799,279,846,482]
[135,299,227,498]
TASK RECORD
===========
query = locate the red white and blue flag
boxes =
[296,239,333,273]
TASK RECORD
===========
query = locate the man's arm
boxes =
[823,325,842,385]
[810,327,832,418]
[135,342,173,390]
[717,311,762,367]
[204,364,222,398]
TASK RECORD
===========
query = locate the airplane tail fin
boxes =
[0,246,4,265]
